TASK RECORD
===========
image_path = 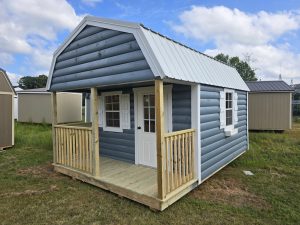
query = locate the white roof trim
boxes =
[47,16,249,91]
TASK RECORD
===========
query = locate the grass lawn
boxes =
[0,122,299,225]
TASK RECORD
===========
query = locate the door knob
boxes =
[137,126,141,129]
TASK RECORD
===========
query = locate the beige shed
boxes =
[17,88,82,124]
[246,81,294,131]
[0,69,16,150]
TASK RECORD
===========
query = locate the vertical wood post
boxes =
[51,92,58,164]
[91,87,100,177]
[155,79,165,199]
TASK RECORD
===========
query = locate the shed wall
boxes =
[0,73,12,93]
[18,94,52,123]
[18,93,82,124]
[57,93,82,123]
[172,84,191,131]
[248,92,292,130]
[200,85,248,181]
[50,25,154,91]
[0,94,13,148]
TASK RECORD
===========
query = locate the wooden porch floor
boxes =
[100,157,157,198]
[54,157,198,210]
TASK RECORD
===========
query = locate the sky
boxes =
[1,0,300,86]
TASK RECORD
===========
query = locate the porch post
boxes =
[155,79,165,199]
[91,87,100,177]
[51,92,58,164]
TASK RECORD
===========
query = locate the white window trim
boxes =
[224,88,238,137]
[101,91,123,132]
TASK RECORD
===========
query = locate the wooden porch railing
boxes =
[54,124,93,174]
[163,128,195,196]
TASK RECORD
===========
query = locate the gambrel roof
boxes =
[47,16,249,91]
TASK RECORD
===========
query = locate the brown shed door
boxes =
[0,94,13,147]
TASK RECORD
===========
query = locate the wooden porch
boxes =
[51,80,198,211]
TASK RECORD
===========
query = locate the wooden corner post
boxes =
[91,87,100,177]
[51,92,58,164]
[155,79,165,199]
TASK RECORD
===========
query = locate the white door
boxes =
[135,87,172,168]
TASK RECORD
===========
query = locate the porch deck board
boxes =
[54,156,198,210]
[100,157,158,198]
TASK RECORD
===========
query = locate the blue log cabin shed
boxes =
[47,16,249,211]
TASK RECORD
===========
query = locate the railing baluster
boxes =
[163,129,195,196]
[170,136,174,191]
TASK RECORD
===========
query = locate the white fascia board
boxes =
[133,28,165,79]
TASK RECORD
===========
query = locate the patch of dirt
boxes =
[191,177,269,209]
[0,185,59,197]
[17,163,61,178]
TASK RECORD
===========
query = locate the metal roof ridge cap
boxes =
[85,16,141,29]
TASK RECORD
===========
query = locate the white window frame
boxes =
[225,89,234,129]
[223,88,238,136]
[101,91,123,132]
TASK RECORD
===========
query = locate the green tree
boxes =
[18,75,48,89]
[214,53,257,81]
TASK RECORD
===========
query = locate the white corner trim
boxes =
[191,84,201,184]
[247,92,249,150]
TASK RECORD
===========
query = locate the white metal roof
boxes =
[47,16,249,91]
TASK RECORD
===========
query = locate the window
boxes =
[143,94,155,133]
[99,91,130,132]
[225,92,233,126]
[105,95,120,128]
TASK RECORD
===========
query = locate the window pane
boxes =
[144,107,149,119]
[150,107,155,120]
[150,120,155,132]
[105,96,111,103]
[106,103,112,110]
[228,101,232,108]
[113,103,119,110]
[149,94,155,107]
[226,110,232,125]
[114,119,120,127]
[112,95,119,103]
[226,93,232,100]
[144,120,149,132]
[143,95,149,107]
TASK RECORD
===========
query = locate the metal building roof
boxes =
[47,16,249,91]
[246,81,294,93]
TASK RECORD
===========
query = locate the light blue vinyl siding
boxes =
[50,25,154,91]
[172,84,191,131]
[200,85,248,180]
[99,89,135,163]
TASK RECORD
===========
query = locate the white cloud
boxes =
[81,0,103,7]
[172,6,300,83]
[0,0,82,71]
[6,71,21,86]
